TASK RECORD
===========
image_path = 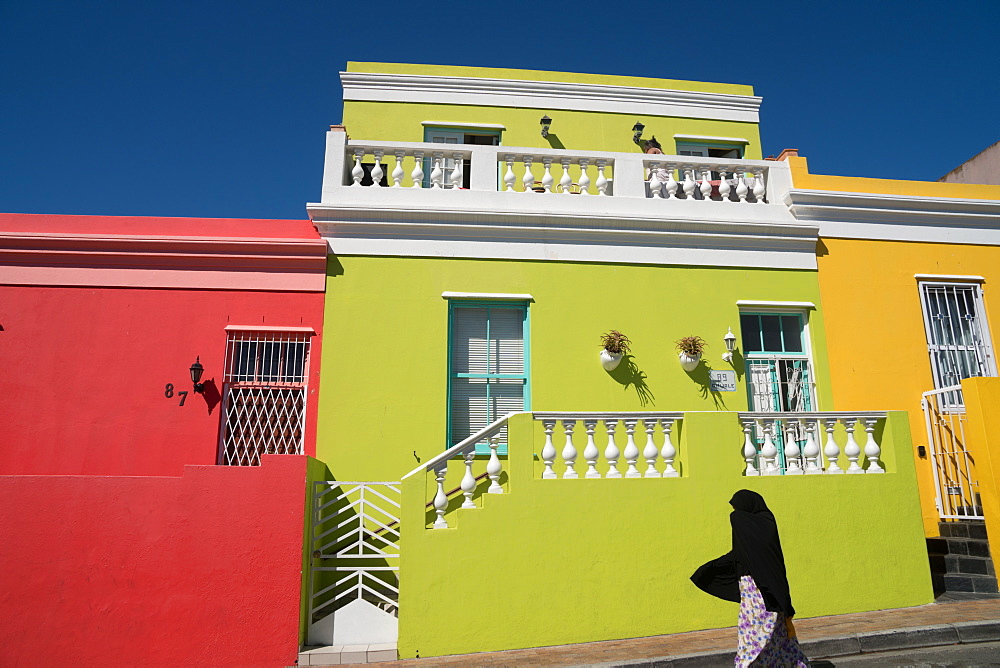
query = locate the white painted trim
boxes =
[736,300,816,309]
[914,274,986,282]
[441,292,533,300]
[341,72,762,123]
[673,134,750,144]
[785,188,1000,245]
[224,325,317,333]
[422,121,506,130]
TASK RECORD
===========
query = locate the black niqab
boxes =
[690,490,795,617]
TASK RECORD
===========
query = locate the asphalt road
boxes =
[816,640,1000,667]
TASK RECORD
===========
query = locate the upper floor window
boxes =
[919,282,996,396]
[740,312,814,413]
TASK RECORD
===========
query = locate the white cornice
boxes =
[914,274,986,282]
[673,134,750,144]
[307,190,818,270]
[785,189,1000,245]
[442,292,534,300]
[736,300,816,309]
[422,121,506,130]
[341,72,762,123]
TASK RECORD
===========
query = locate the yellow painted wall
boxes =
[963,377,1000,568]
[317,256,830,482]
[397,411,932,658]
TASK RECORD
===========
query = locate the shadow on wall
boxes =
[609,355,655,407]
[686,359,728,410]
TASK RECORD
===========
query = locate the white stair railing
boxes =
[738,412,887,476]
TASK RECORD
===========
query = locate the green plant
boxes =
[675,336,707,356]
[600,330,631,355]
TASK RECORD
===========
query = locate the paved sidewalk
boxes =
[363,597,1000,666]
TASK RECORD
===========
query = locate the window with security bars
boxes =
[919,282,997,406]
[448,302,528,453]
[740,312,815,472]
[219,330,311,466]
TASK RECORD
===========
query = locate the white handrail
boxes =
[401,412,518,480]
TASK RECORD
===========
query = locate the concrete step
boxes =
[299,643,397,666]
[939,521,989,541]
[927,536,992,558]
[929,553,996,577]
[935,573,1000,594]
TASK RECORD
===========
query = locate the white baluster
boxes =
[559,158,573,194]
[864,418,885,473]
[784,420,803,475]
[643,418,661,477]
[663,165,678,199]
[541,419,557,479]
[595,160,608,196]
[487,438,504,493]
[699,168,713,200]
[391,150,405,187]
[735,172,749,203]
[410,151,424,188]
[433,468,448,528]
[561,420,578,479]
[648,162,662,198]
[351,149,365,186]
[522,156,535,194]
[761,420,780,475]
[682,167,697,199]
[369,150,384,187]
[584,419,601,478]
[430,152,444,189]
[742,419,759,476]
[604,419,621,478]
[461,451,477,508]
[843,418,864,474]
[451,152,463,189]
[752,170,766,203]
[824,418,843,474]
[623,419,640,478]
[804,420,823,474]
[541,158,554,193]
[503,155,516,192]
[718,169,732,202]
[578,159,591,195]
[660,418,678,477]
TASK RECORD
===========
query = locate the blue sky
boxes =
[2,1,996,220]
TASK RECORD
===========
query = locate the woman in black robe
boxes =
[691,490,808,667]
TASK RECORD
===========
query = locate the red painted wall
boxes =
[0,455,307,668]
[0,284,324,475]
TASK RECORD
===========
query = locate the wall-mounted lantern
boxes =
[540,115,552,138]
[632,121,645,145]
[189,357,205,393]
[722,328,737,363]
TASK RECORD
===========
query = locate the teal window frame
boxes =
[447,300,530,454]
[674,141,744,159]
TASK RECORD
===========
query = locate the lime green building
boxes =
[300,63,932,662]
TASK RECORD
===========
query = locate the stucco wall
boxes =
[0,455,307,667]
[396,411,932,658]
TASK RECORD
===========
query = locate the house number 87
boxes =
[164,383,188,406]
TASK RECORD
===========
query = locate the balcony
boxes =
[307,133,821,270]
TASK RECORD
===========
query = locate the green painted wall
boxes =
[397,411,932,658]
[316,255,830,482]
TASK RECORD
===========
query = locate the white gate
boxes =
[307,481,400,646]
[922,385,983,520]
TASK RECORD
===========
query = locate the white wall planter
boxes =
[678,352,701,372]
[600,350,623,371]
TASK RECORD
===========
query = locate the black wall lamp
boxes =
[189,357,205,393]
[632,121,645,145]
[540,115,552,138]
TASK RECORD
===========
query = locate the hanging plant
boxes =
[675,336,707,372]
[599,330,631,371]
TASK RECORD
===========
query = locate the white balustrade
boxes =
[487,438,504,492]
[561,419,578,479]
[604,419,621,478]
[660,418,678,477]
[642,418,661,478]
[584,419,601,479]
[541,419,557,479]
[461,452,477,509]
[739,412,888,476]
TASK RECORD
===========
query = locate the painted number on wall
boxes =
[164,383,189,406]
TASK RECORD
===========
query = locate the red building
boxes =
[0,213,327,666]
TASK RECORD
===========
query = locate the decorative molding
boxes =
[341,72,762,123]
[914,274,986,282]
[0,232,328,291]
[785,189,1000,245]
[673,134,751,144]
[224,325,317,333]
[441,292,533,300]
[736,300,816,309]
[422,121,506,130]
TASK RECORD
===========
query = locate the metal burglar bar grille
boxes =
[220,331,311,466]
